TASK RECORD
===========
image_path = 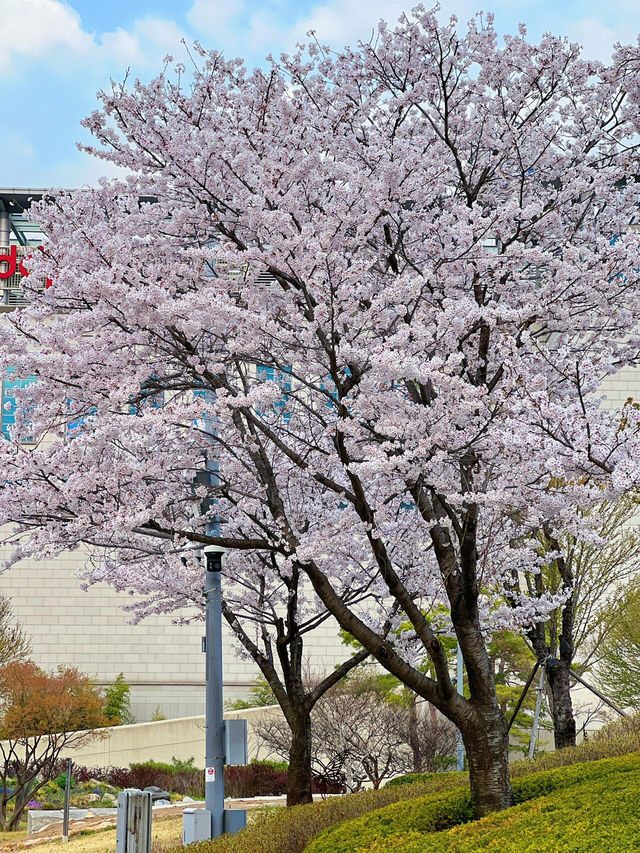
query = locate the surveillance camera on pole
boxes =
[204,544,226,574]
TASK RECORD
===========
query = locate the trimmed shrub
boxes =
[170,738,640,853]
[177,775,466,853]
[305,788,473,853]
[509,732,640,776]
[592,712,640,741]
[306,751,640,853]
[388,730,640,789]
[224,761,341,798]
[386,772,440,788]
[67,761,204,798]
[366,771,640,852]
[70,758,314,800]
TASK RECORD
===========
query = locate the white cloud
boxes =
[187,0,246,36]
[246,9,285,50]
[0,0,93,71]
[0,0,188,75]
[567,16,630,62]
[97,18,189,68]
[41,151,131,189]
[285,0,499,53]
[289,0,412,47]
[99,28,145,66]
[135,16,186,51]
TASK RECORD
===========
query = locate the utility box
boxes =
[224,719,248,765]
[116,790,152,853]
[182,809,211,845]
[224,809,247,835]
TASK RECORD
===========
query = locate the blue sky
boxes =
[4,0,640,189]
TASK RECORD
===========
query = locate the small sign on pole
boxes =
[205,767,216,782]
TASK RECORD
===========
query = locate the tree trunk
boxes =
[287,713,314,806]
[547,658,576,749]
[461,702,513,817]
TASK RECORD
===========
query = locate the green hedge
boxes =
[177,734,640,853]
[181,773,465,853]
[367,771,640,852]
[304,788,472,853]
[305,752,640,853]
[388,731,640,788]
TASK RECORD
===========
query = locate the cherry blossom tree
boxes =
[2,7,640,816]
[188,549,376,805]
[512,494,640,749]
[97,530,390,805]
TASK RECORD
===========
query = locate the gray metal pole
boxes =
[203,437,225,838]
[568,669,628,718]
[456,642,465,772]
[204,543,225,839]
[506,660,540,734]
[62,758,72,842]
[528,662,546,759]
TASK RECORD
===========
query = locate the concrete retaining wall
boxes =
[49,705,284,767]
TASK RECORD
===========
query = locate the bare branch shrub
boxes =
[256,676,457,791]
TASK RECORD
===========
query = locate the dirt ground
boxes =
[0,809,185,853]
[0,799,285,853]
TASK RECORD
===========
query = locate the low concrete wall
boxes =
[5,704,558,774]
[27,808,117,835]
[52,705,284,768]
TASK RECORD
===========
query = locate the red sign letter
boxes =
[0,246,17,280]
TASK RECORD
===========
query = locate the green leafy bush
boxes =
[70,760,204,798]
[226,677,278,710]
[53,772,76,790]
[131,757,199,776]
[389,729,640,788]
[592,711,640,740]
[178,775,466,853]
[385,772,440,788]
[31,777,119,810]
[252,758,289,773]
[366,771,640,852]
[173,737,640,853]
[305,789,473,853]
[306,752,640,853]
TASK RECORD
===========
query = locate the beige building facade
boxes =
[0,547,347,722]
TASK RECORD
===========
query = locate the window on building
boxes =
[2,368,36,441]
[257,365,291,422]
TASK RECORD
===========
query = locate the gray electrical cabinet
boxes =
[116,790,152,853]
[224,809,247,834]
[182,809,211,845]
[224,719,248,766]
